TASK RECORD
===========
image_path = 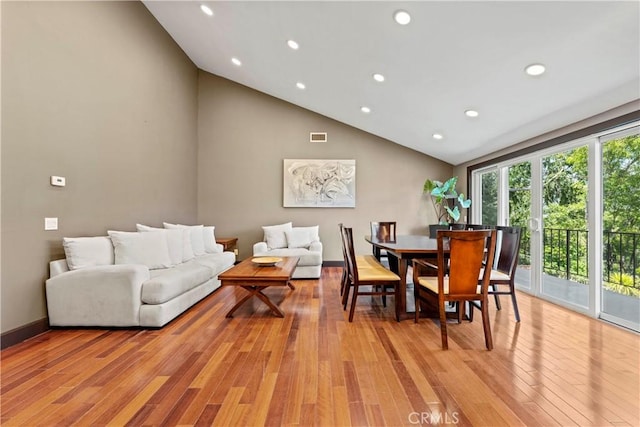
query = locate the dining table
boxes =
[365,234,446,318]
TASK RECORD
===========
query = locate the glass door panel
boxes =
[480,170,498,225]
[601,130,640,331]
[541,146,589,308]
[508,161,532,291]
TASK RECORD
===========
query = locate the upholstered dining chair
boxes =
[341,225,401,322]
[412,229,497,350]
[339,223,373,307]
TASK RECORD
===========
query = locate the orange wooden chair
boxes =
[413,229,497,350]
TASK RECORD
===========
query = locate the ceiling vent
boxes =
[310,132,327,142]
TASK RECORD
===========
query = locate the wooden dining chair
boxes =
[484,225,522,322]
[412,229,497,350]
[338,223,349,299]
[341,225,401,322]
[338,223,378,308]
[370,221,397,263]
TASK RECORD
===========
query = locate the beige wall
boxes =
[1,1,452,336]
[197,73,452,261]
[1,1,199,333]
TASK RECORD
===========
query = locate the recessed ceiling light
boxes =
[525,63,546,76]
[361,106,371,114]
[394,10,411,25]
[296,82,306,90]
[231,57,242,66]
[432,133,444,140]
[465,109,479,118]
[373,73,385,82]
[287,40,299,50]
[200,4,213,16]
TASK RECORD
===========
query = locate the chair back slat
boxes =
[338,223,348,266]
[341,226,359,283]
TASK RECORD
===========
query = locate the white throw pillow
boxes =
[62,236,114,270]
[203,226,221,253]
[180,225,205,256]
[136,224,184,265]
[262,222,293,249]
[163,223,196,261]
[285,226,320,249]
[107,231,172,270]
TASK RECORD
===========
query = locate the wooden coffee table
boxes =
[219,256,299,318]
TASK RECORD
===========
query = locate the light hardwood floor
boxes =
[1,267,638,426]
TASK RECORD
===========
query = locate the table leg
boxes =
[225,290,256,318]
[251,287,285,318]
[225,285,288,318]
[397,258,408,317]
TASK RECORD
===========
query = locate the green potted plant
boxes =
[423,176,471,237]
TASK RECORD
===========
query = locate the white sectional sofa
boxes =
[253,222,322,279]
[46,223,235,327]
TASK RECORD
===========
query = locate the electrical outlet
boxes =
[51,176,66,187]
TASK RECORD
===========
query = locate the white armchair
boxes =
[252,222,323,279]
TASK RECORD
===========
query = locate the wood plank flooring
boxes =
[1,267,638,426]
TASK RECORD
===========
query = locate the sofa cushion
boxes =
[164,223,206,256]
[285,226,320,249]
[142,263,212,304]
[262,222,292,249]
[254,247,321,267]
[159,224,194,262]
[108,231,173,270]
[62,236,114,270]
[203,226,221,253]
[187,252,235,276]
[136,224,184,266]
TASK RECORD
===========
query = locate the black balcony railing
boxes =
[517,227,640,290]
[543,228,589,283]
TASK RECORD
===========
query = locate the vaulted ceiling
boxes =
[143,1,640,165]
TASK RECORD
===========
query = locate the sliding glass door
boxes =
[471,122,640,331]
[600,129,640,330]
[540,146,590,309]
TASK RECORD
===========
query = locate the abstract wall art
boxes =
[283,159,356,208]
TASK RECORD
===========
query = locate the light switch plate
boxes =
[45,217,58,230]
